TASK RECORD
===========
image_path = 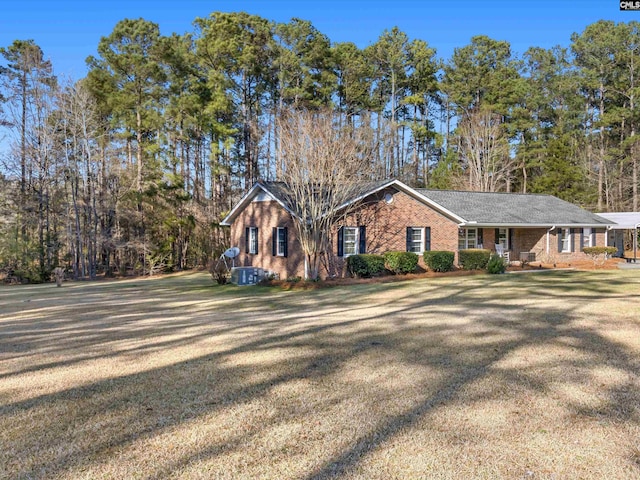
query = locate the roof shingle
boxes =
[416,189,610,226]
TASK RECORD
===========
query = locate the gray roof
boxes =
[259,179,394,215]
[416,189,611,227]
[597,212,640,229]
[221,178,613,227]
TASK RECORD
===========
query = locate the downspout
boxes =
[546,226,556,255]
[635,223,639,263]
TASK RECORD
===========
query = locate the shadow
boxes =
[1,270,639,478]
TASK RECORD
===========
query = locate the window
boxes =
[272,227,288,257]
[497,228,509,250]
[559,228,571,253]
[343,227,358,256]
[407,227,430,253]
[582,228,592,249]
[337,226,366,257]
[458,228,477,250]
[246,227,258,254]
[277,227,287,256]
[407,227,424,253]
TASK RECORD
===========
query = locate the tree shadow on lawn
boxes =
[1,271,639,478]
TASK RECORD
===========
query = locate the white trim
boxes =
[560,228,571,253]
[248,227,258,254]
[458,227,478,250]
[333,180,468,224]
[407,227,425,253]
[276,227,287,256]
[343,226,359,256]
[221,182,299,226]
[582,227,593,249]
[461,223,610,228]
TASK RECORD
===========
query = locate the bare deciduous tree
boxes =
[458,108,513,192]
[277,108,376,279]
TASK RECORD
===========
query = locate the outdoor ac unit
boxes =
[230,267,264,286]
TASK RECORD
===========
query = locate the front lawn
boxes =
[1,271,639,479]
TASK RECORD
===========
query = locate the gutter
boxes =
[546,225,556,255]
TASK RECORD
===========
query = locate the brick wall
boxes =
[230,200,306,279]
[229,188,609,278]
[328,188,460,275]
[510,227,608,263]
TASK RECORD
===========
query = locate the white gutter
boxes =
[635,223,640,262]
[546,225,556,255]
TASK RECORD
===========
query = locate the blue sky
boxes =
[0,0,637,78]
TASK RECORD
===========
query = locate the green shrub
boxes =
[384,251,419,274]
[582,246,617,257]
[458,249,491,270]
[487,254,507,274]
[347,254,386,278]
[423,251,455,272]
[583,246,618,265]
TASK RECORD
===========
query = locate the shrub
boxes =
[487,254,507,274]
[583,246,618,265]
[458,249,491,270]
[347,254,386,278]
[423,251,455,272]
[209,260,230,285]
[384,251,419,274]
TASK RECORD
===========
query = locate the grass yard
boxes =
[1,270,640,479]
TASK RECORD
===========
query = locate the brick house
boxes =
[221,179,613,279]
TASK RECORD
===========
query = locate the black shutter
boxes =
[406,227,412,252]
[272,227,277,256]
[580,229,585,251]
[570,228,576,252]
[337,226,344,257]
[508,229,514,251]
[495,228,499,248]
[245,227,249,253]
[425,227,431,251]
[359,226,366,254]
[283,227,288,257]
[558,229,563,253]
[477,229,484,248]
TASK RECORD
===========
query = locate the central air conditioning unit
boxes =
[230,267,265,286]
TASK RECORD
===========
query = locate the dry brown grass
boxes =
[1,270,640,479]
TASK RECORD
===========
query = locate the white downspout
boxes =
[546,226,556,255]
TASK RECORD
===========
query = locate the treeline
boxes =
[0,14,638,282]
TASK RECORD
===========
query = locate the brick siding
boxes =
[230,187,609,278]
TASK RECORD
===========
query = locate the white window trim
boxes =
[248,227,258,254]
[560,228,571,253]
[343,226,358,257]
[582,228,593,249]
[276,227,286,256]
[408,227,425,253]
[498,228,509,250]
[459,228,478,250]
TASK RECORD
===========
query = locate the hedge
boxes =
[458,249,491,270]
[347,254,386,278]
[423,250,455,272]
[583,246,618,265]
[384,251,419,274]
[582,246,618,257]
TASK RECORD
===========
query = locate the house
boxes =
[220,179,614,279]
[598,212,640,261]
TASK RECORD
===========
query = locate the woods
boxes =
[1,14,639,282]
